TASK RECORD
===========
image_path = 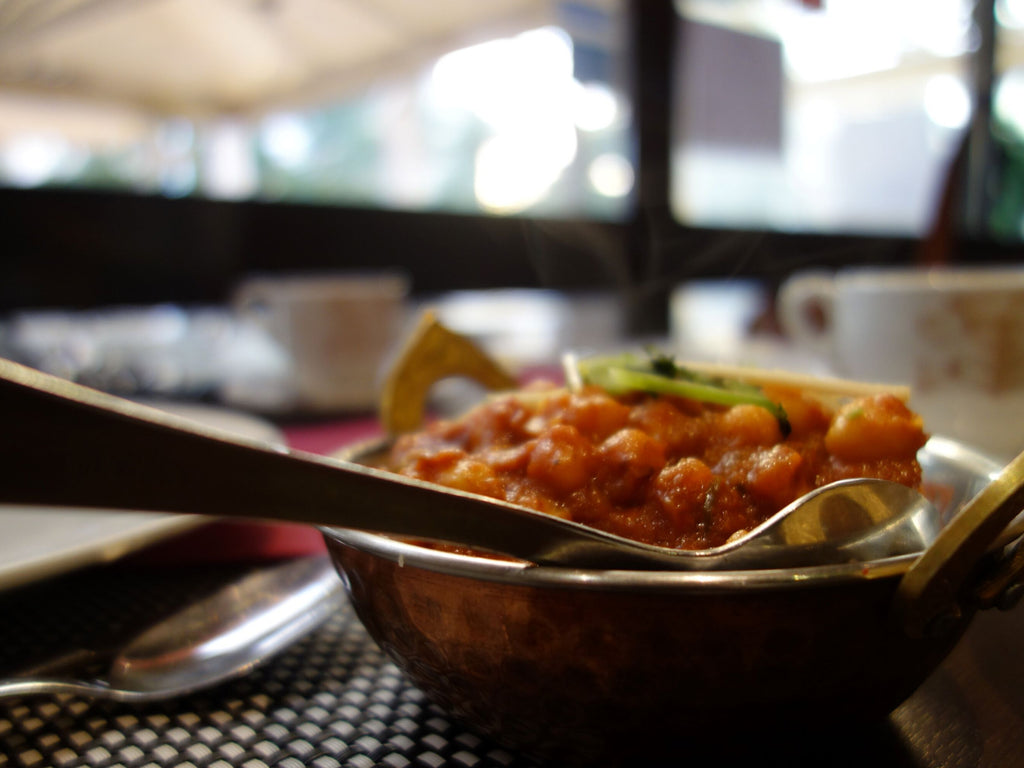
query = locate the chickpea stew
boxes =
[386,370,928,551]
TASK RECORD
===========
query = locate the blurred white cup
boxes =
[778,266,1024,460]
[232,272,408,412]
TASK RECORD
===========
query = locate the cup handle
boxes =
[777,271,837,347]
[232,281,284,344]
[232,281,272,316]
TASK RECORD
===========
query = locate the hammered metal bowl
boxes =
[322,436,1001,765]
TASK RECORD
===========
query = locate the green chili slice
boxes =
[574,351,791,437]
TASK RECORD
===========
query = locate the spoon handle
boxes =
[0,358,677,570]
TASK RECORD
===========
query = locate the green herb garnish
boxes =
[572,350,791,437]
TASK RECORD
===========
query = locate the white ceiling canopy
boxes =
[0,0,561,119]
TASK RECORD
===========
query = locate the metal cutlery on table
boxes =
[0,556,343,702]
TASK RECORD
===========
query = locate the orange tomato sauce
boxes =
[386,382,928,550]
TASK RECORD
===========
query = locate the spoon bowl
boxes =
[685,475,941,568]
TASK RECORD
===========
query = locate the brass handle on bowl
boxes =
[378,309,517,434]
[895,449,1024,638]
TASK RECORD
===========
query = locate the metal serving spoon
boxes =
[0,357,946,571]
[0,556,342,702]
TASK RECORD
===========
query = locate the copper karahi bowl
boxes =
[321,436,1003,765]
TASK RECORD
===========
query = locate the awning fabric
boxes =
[0,0,559,123]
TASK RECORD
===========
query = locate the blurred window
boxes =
[0,1,632,222]
[672,0,977,237]
[989,0,1024,239]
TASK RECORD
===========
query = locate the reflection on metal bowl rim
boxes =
[323,435,1000,590]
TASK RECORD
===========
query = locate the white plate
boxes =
[0,401,285,593]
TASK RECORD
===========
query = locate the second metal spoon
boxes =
[0,556,342,702]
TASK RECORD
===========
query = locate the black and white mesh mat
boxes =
[0,561,543,768]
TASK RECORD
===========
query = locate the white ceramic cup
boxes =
[778,266,1024,460]
[233,272,408,412]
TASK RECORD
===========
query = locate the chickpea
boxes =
[742,445,804,510]
[825,394,928,462]
[560,388,631,441]
[462,395,533,449]
[596,428,667,506]
[479,443,532,473]
[628,398,706,456]
[434,456,506,500]
[761,386,832,437]
[652,458,715,530]
[398,446,465,480]
[717,404,783,448]
[526,424,594,495]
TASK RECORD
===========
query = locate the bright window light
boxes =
[779,0,972,82]
[924,74,972,129]
[0,134,70,187]
[261,113,313,168]
[995,69,1024,135]
[430,27,574,131]
[573,81,619,132]
[588,153,633,197]
[997,0,1024,29]
[432,26,582,213]
[475,124,578,214]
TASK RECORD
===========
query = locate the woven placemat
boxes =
[7,553,1024,768]
[0,561,542,768]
